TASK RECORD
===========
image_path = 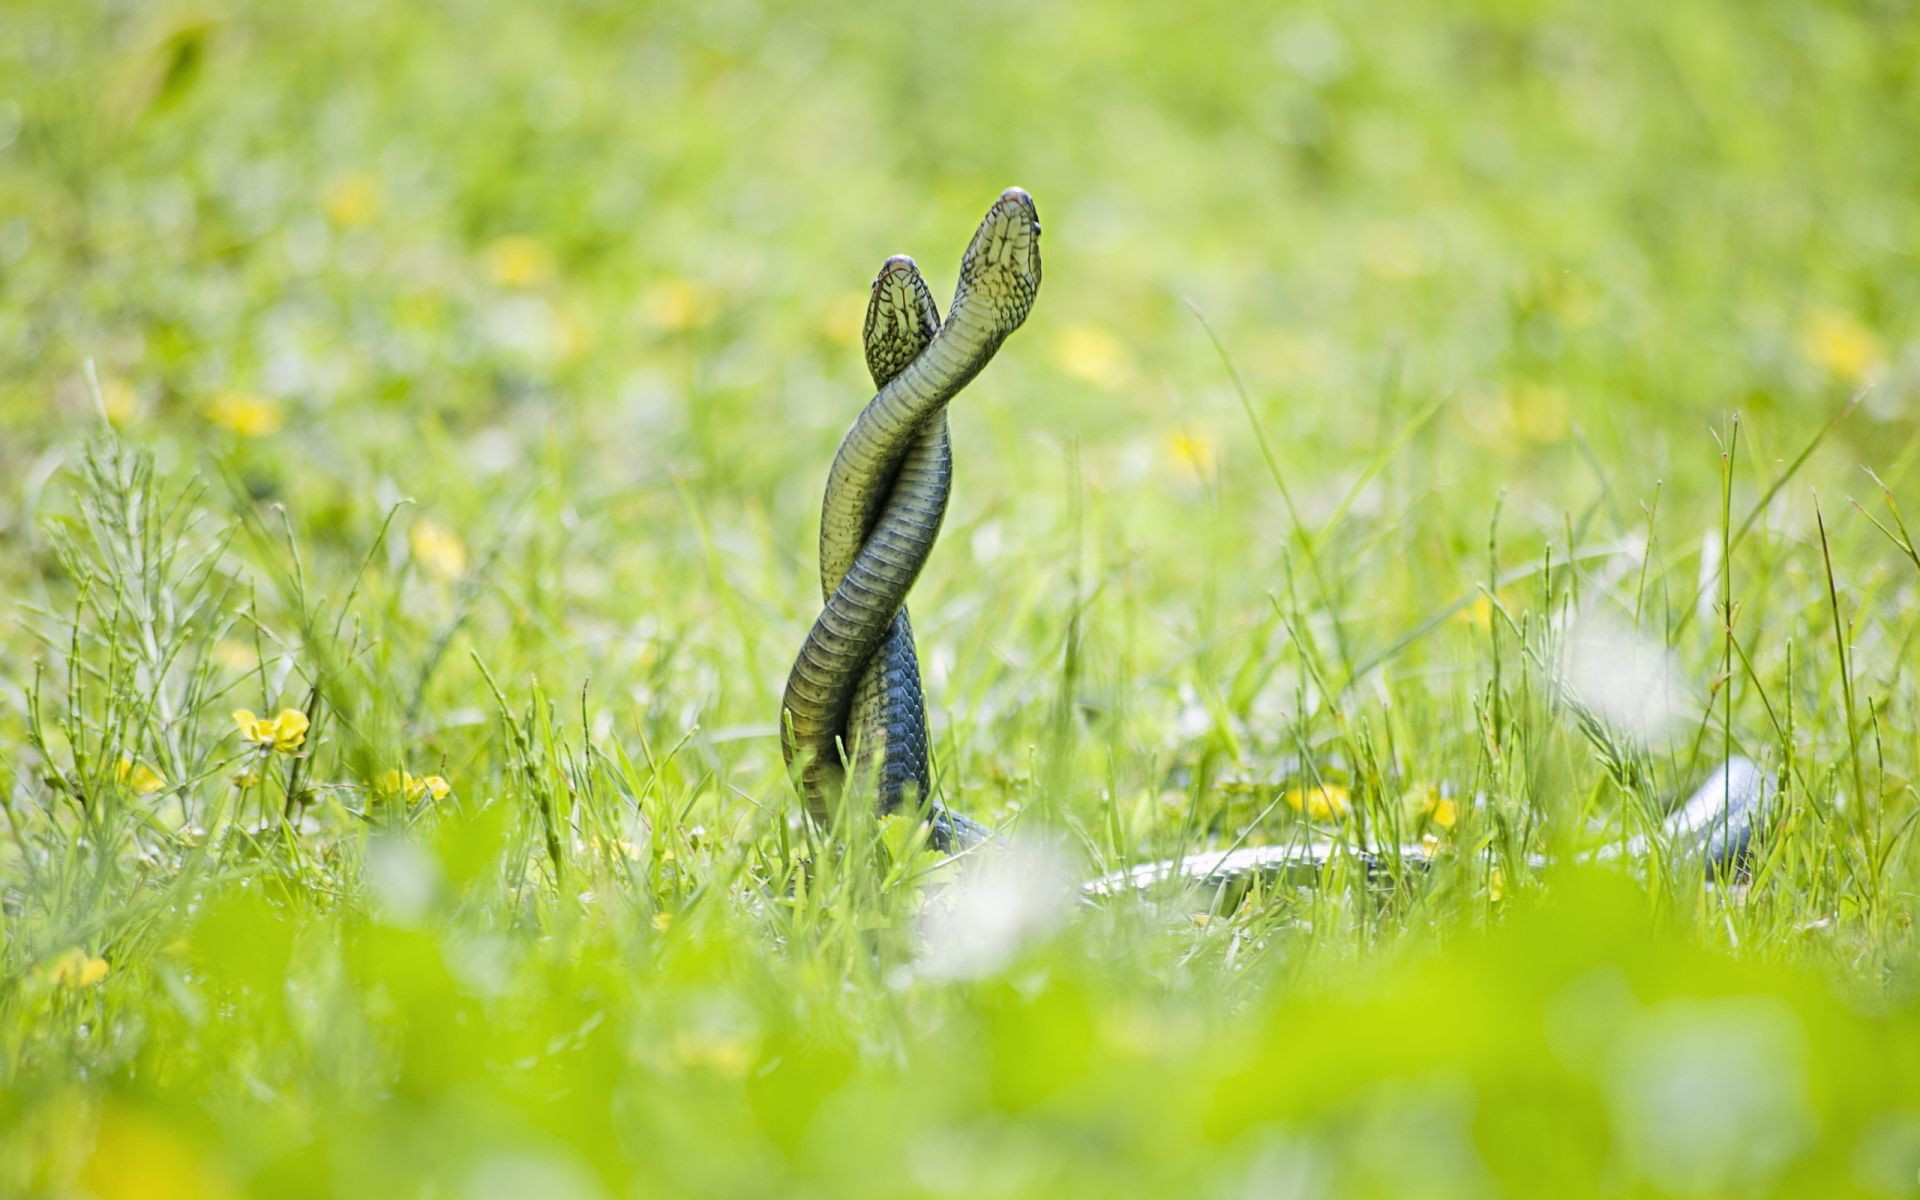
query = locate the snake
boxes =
[781,188,1040,848]
[782,187,1768,884]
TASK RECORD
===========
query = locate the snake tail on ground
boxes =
[781,188,1041,848]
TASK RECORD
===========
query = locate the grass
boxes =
[3,0,1920,1195]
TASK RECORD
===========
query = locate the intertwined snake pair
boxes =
[781,187,1040,849]
[781,188,1765,885]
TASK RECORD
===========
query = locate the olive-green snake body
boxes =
[781,189,1040,846]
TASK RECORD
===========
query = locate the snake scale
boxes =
[782,187,1766,883]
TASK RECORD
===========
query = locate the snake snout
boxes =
[870,256,923,309]
[993,188,1041,262]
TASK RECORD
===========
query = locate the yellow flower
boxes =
[1489,867,1506,903]
[46,947,110,988]
[1798,309,1883,382]
[670,1030,755,1078]
[323,171,382,228]
[554,304,593,363]
[1401,784,1456,830]
[651,911,674,932]
[232,708,309,753]
[98,375,139,426]
[817,292,864,345]
[79,1103,240,1200]
[211,640,257,672]
[115,759,166,796]
[377,770,450,803]
[485,236,553,288]
[1457,594,1495,632]
[1506,381,1570,443]
[203,391,283,437]
[1050,323,1136,389]
[1283,783,1350,820]
[640,278,714,332]
[1167,429,1217,481]
[408,518,468,581]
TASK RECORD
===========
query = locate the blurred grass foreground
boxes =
[4,0,1920,1196]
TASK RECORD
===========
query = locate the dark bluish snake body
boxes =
[782,188,1769,883]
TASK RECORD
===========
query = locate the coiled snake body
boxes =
[782,188,1040,848]
[783,188,1765,883]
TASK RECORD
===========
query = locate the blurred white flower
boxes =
[1609,997,1813,1193]
[1562,612,1686,741]
[367,836,439,925]
[918,839,1072,981]
[465,1152,603,1200]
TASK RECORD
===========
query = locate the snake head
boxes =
[864,255,942,387]
[955,187,1042,334]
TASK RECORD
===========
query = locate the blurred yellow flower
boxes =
[555,304,594,362]
[818,292,864,345]
[651,911,674,931]
[323,171,382,227]
[1283,783,1350,820]
[233,708,309,753]
[212,640,258,672]
[486,235,553,288]
[1530,268,1600,329]
[409,518,469,581]
[1799,309,1882,382]
[98,375,139,426]
[80,1103,239,1200]
[1167,429,1217,480]
[377,769,450,803]
[1507,381,1570,443]
[115,759,166,796]
[1489,867,1506,903]
[641,278,714,332]
[203,391,283,437]
[1457,594,1495,632]
[1050,323,1135,389]
[46,947,110,989]
[1398,784,1457,830]
[670,1030,755,1078]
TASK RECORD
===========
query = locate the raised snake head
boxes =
[864,255,941,387]
[954,187,1043,335]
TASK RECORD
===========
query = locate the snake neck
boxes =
[817,308,1006,595]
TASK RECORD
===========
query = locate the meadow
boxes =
[3,0,1920,1195]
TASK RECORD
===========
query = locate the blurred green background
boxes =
[3,0,1920,1196]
